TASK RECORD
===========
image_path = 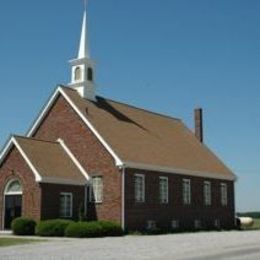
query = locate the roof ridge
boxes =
[60,86,181,123]
[14,135,59,145]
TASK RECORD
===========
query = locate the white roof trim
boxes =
[27,86,123,166]
[123,161,237,181]
[0,136,88,186]
[57,138,90,181]
[0,137,42,182]
[58,88,123,166]
[40,177,87,186]
[0,137,13,166]
[27,88,60,137]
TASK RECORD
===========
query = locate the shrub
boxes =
[36,219,74,237]
[98,221,124,236]
[11,217,36,236]
[65,221,124,238]
[65,221,103,238]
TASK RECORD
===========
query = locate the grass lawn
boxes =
[0,238,45,247]
[252,219,260,230]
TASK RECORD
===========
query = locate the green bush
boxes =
[98,221,124,236]
[11,217,36,236]
[65,221,124,238]
[65,221,103,238]
[35,219,74,237]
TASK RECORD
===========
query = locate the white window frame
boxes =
[159,176,169,204]
[204,181,211,206]
[220,183,228,206]
[183,179,191,205]
[90,176,103,203]
[134,174,145,203]
[59,192,73,218]
[4,179,23,196]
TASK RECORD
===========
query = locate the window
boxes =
[87,67,93,81]
[204,181,211,206]
[5,180,22,195]
[74,66,82,81]
[214,219,221,229]
[220,183,228,206]
[183,179,191,205]
[134,174,145,203]
[147,220,157,230]
[59,193,73,218]
[194,220,201,229]
[90,176,103,203]
[171,220,179,229]
[159,177,168,204]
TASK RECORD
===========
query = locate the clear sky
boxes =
[0,0,259,212]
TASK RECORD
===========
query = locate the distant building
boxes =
[0,5,236,231]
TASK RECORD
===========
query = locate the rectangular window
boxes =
[194,219,201,229]
[220,183,228,206]
[183,179,191,205]
[159,177,169,204]
[59,193,73,218]
[134,174,145,203]
[204,181,211,206]
[171,220,179,229]
[90,176,103,203]
[147,220,157,230]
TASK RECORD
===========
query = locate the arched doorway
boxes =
[4,180,22,229]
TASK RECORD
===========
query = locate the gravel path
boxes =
[1,230,260,260]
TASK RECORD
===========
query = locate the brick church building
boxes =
[0,6,236,231]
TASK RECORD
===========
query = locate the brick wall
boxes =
[125,168,235,231]
[32,94,122,224]
[0,147,41,229]
[40,183,85,220]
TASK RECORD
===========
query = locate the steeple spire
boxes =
[68,0,96,101]
[78,1,90,59]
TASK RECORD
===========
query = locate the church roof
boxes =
[13,136,88,185]
[61,87,235,180]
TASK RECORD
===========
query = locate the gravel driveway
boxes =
[1,230,260,260]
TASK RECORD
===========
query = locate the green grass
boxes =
[0,238,45,247]
[252,219,260,230]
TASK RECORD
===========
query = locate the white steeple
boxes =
[68,0,96,101]
[78,9,90,59]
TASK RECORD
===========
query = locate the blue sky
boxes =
[0,0,259,212]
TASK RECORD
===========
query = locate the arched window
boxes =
[87,67,93,81]
[74,67,82,81]
[5,180,22,195]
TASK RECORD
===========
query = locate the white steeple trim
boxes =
[78,10,90,59]
[68,1,96,101]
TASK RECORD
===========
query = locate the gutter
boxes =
[120,165,126,231]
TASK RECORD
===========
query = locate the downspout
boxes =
[84,182,89,218]
[121,166,126,231]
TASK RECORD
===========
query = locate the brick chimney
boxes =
[194,108,203,143]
